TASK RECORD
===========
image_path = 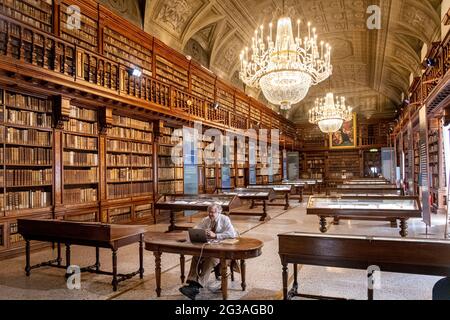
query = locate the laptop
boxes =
[188,228,208,243]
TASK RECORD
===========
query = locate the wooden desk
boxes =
[306,196,422,237]
[217,188,276,221]
[327,184,402,196]
[279,182,305,202]
[247,185,293,210]
[278,232,450,300]
[18,219,149,291]
[154,194,241,232]
[145,232,263,300]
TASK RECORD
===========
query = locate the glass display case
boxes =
[219,188,276,200]
[247,185,293,193]
[343,179,390,185]
[306,196,422,237]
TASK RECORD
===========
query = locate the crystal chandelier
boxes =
[239,16,332,111]
[309,93,353,133]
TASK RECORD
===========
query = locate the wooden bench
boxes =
[279,232,450,300]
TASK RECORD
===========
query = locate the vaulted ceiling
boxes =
[99,0,442,123]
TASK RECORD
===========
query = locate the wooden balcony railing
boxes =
[172,89,205,118]
[0,16,76,78]
[76,49,119,91]
[0,12,298,142]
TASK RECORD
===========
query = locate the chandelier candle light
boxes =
[309,93,353,133]
[239,17,332,110]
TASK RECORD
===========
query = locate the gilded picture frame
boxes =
[329,113,357,149]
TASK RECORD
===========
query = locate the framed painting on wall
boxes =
[329,113,357,149]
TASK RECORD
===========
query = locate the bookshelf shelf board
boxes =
[158,178,184,182]
[63,146,98,152]
[107,180,133,184]
[68,116,98,123]
[5,123,52,132]
[4,164,52,167]
[63,131,98,138]
[108,122,153,132]
[5,184,52,189]
[131,179,153,183]
[106,150,152,156]
[107,137,153,144]
[5,142,52,148]
[64,182,99,186]
[63,164,99,168]
[4,104,53,114]
[158,143,178,147]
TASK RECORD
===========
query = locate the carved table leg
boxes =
[167,210,176,232]
[139,234,144,279]
[299,188,303,203]
[180,254,185,284]
[319,216,328,233]
[112,249,118,291]
[154,251,162,297]
[261,200,267,221]
[240,260,246,291]
[230,260,235,282]
[282,262,288,300]
[64,244,71,278]
[220,258,228,300]
[284,194,289,210]
[95,247,100,272]
[57,242,62,266]
[333,217,340,225]
[293,264,298,294]
[399,219,408,237]
[390,219,398,228]
[250,200,255,209]
[25,240,31,276]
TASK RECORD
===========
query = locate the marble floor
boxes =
[0,199,447,300]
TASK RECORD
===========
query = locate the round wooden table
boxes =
[145,232,263,300]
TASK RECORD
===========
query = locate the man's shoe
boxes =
[179,285,199,300]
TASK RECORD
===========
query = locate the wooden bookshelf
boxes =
[328,150,360,180]
[103,27,152,73]
[3,90,53,213]
[413,130,420,196]
[60,2,98,52]
[303,153,326,180]
[428,118,446,213]
[155,55,188,90]
[106,114,153,200]
[63,103,99,206]
[0,0,53,33]
[157,124,183,194]
[363,150,381,177]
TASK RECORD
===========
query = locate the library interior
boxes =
[0,0,450,301]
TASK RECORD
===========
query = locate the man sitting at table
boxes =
[179,203,238,300]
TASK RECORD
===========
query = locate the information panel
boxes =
[287,152,299,181]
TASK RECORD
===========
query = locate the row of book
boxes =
[158,181,183,194]
[107,168,152,181]
[159,145,183,156]
[64,134,97,150]
[6,110,52,128]
[64,187,97,204]
[64,119,98,135]
[135,204,153,219]
[158,167,183,180]
[5,147,52,165]
[107,154,152,167]
[6,128,51,146]
[5,168,52,186]
[4,190,51,211]
[159,135,176,145]
[107,182,152,199]
[9,222,23,243]
[158,157,181,167]
[69,105,97,121]
[64,168,98,184]
[66,212,97,222]
[64,151,98,166]
[4,92,52,112]
[108,127,153,141]
[109,208,132,224]
[107,140,152,154]
[112,115,152,131]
